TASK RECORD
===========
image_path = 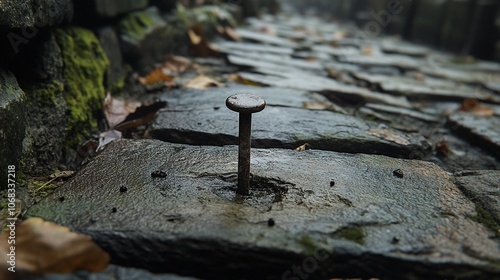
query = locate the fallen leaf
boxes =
[333,30,346,40]
[114,100,167,132]
[303,101,333,110]
[185,75,224,90]
[163,55,193,75]
[367,128,411,145]
[361,45,375,56]
[326,67,342,80]
[188,28,201,44]
[227,73,263,86]
[413,72,426,81]
[103,93,142,128]
[138,67,175,86]
[294,143,310,151]
[221,26,241,41]
[97,130,122,151]
[458,99,494,117]
[188,25,219,57]
[0,218,109,279]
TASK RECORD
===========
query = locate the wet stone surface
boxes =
[453,170,500,225]
[148,85,429,158]
[448,113,500,158]
[27,140,500,280]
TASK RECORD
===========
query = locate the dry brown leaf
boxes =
[227,73,263,86]
[333,30,346,40]
[458,99,494,117]
[326,68,342,80]
[185,75,224,90]
[138,67,175,86]
[114,100,167,132]
[361,45,375,56]
[163,55,193,75]
[188,25,219,57]
[303,101,332,110]
[103,93,142,128]
[258,26,276,35]
[413,72,426,81]
[294,143,310,151]
[221,26,241,41]
[0,218,109,279]
[367,128,410,145]
[188,28,202,45]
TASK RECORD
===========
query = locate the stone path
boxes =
[27,9,500,280]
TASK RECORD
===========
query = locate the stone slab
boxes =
[227,52,324,71]
[364,103,440,123]
[27,140,500,280]
[339,54,422,70]
[215,41,294,56]
[150,86,428,158]
[236,70,412,108]
[448,113,500,158]
[237,28,298,48]
[158,85,331,109]
[453,170,500,225]
[351,72,498,102]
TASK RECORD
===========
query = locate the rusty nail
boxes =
[226,94,266,195]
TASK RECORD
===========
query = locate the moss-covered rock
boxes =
[95,0,148,18]
[54,27,110,152]
[0,70,26,190]
[0,0,73,30]
[22,80,67,175]
[117,7,186,74]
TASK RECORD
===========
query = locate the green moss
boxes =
[469,204,500,234]
[54,27,110,150]
[335,227,365,245]
[118,9,165,42]
[28,80,65,107]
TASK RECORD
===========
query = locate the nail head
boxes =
[226,94,266,114]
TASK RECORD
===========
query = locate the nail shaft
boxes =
[238,113,251,195]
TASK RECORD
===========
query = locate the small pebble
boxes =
[268,218,275,227]
[393,169,404,178]
[151,170,167,178]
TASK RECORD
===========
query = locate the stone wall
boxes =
[0,0,255,188]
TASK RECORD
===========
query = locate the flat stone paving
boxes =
[149,86,429,158]
[27,7,500,280]
[27,140,500,280]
